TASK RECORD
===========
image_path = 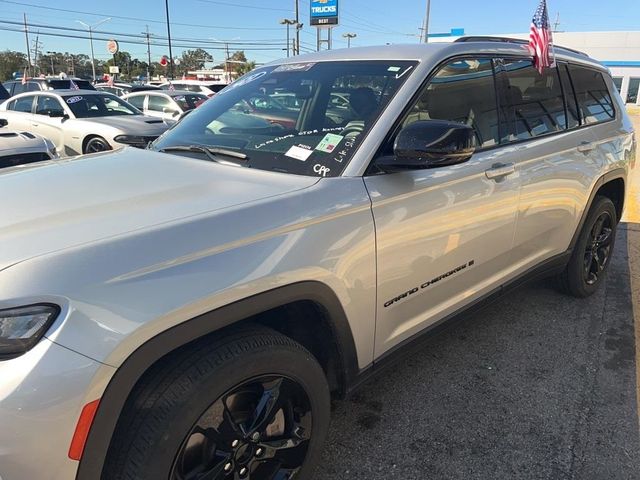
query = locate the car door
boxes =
[147,94,177,119]
[126,94,147,113]
[33,95,68,153]
[2,95,37,131]
[364,57,521,357]
[497,59,612,271]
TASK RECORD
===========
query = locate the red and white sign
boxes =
[159,56,169,67]
[107,39,119,55]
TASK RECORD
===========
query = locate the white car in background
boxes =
[158,80,228,97]
[0,118,58,169]
[122,90,208,120]
[0,90,173,156]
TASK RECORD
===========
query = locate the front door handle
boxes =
[577,141,596,153]
[31,123,39,127]
[485,162,515,180]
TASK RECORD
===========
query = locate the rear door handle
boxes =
[31,123,39,127]
[485,162,515,180]
[577,141,596,153]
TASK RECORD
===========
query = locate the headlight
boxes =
[114,135,154,149]
[0,304,59,358]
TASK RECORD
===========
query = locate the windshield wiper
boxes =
[159,145,248,163]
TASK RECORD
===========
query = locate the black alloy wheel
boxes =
[84,136,111,154]
[102,327,330,480]
[559,195,617,297]
[583,210,613,285]
[171,375,313,480]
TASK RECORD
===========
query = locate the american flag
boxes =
[69,79,80,90]
[21,69,27,85]
[168,81,175,92]
[529,0,555,74]
[107,75,114,87]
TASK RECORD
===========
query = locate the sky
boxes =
[1,0,639,66]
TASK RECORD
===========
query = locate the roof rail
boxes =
[454,36,588,57]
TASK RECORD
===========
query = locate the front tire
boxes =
[559,196,617,297]
[84,136,111,154]
[103,326,331,480]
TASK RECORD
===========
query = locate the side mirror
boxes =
[49,110,67,119]
[163,107,179,116]
[0,118,7,128]
[377,120,476,172]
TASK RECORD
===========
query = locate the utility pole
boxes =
[225,42,230,83]
[47,51,55,75]
[294,0,300,55]
[142,25,152,80]
[165,0,174,79]
[31,32,43,75]
[343,32,356,48]
[421,0,431,43]
[23,13,32,76]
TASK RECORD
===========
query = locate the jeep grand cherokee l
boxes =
[0,38,634,480]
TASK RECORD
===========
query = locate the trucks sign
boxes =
[310,0,339,26]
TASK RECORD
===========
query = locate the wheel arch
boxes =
[568,168,626,252]
[75,280,358,479]
[82,134,110,154]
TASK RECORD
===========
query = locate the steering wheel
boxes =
[339,123,364,137]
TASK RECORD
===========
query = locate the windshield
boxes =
[152,61,417,177]
[172,93,208,111]
[48,79,95,90]
[63,93,141,118]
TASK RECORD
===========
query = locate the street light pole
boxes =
[342,32,356,48]
[76,17,111,82]
[422,0,431,43]
[280,19,296,57]
[165,0,174,79]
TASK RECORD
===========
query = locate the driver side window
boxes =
[36,96,65,116]
[402,58,500,148]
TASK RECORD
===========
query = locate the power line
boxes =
[0,19,287,47]
[0,24,287,51]
[0,0,282,31]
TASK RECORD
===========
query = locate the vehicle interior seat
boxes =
[340,87,379,137]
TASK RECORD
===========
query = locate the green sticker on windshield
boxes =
[315,133,343,154]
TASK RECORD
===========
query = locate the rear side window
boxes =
[402,58,500,148]
[127,95,146,110]
[9,96,35,113]
[557,64,580,129]
[148,95,173,112]
[497,59,566,140]
[568,65,614,124]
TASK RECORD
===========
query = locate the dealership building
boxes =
[432,30,640,104]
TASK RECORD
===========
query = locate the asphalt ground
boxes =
[315,115,640,480]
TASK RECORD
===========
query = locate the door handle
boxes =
[485,162,515,180]
[31,123,39,127]
[577,141,596,153]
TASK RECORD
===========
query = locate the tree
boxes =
[236,61,256,75]
[179,48,213,73]
[0,50,27,81]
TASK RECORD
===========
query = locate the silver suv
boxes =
[0,38,635,480]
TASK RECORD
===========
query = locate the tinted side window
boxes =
[498,59,566,140]
[568,65,614,124]
[127,95,146,110]
[25,82,41,92]
[148,95,173,112]
[36,96,65,116]
[2,82,14,96]
[403,58,500,148]
[558,64,580,129]
[10,96,35,113]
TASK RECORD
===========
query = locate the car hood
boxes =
[0,148,319,271]
[77,115,173,134]
[0,131,49,153]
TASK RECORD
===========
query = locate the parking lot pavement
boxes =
[316,118,640,480]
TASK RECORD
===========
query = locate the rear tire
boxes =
[559,196,617,297]
[84,136,111,154]
[103,326,331,480]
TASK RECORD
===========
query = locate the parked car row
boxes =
[0,39,635,480]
